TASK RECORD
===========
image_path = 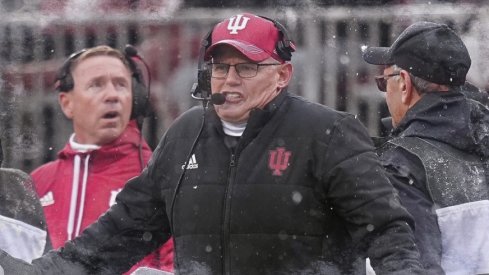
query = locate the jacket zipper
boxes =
[222,152,237,275]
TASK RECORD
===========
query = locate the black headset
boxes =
[55,45,150,121]
[191,15,295,104]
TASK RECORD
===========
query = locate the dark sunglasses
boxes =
[374,72,400,92]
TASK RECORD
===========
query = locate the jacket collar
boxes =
[59,120,149,159]
[207,89,288,137]
[392,89,489,157]
[393,90,464,137]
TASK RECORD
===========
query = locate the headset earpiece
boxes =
[258,15,295,62]
[55,49,87,92]
[124,52,150,120]
[191,30,213,104]
[197,66,211,98]
[276,22,294,61]
[56,69,74,92]
[274,26,293,61]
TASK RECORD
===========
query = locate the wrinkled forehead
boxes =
[72,55,131,76]
[72,50,131,73]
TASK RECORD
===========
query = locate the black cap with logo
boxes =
[362,21,471,86]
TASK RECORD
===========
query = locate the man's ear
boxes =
[277,63,293,89]
[399,70,414,105]
[58,92,74,119]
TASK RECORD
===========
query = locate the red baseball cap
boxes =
[205,13,295,63]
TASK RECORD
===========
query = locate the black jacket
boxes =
[378,89,489,274]
[26,92,423,274]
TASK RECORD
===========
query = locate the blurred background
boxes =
[0,0,488,172]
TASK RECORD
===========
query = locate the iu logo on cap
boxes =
[268,147,292,176]
[227,14,250,34]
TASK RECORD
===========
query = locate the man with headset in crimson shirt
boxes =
[29,45,173,274]
[0,14,424,274]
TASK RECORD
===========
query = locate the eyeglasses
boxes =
[209,62,281,79]
[374,73,400,92]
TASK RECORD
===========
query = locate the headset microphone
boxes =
[210,93,226,105]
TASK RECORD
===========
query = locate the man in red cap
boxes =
[0,13,424,274]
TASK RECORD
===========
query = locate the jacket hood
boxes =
[393,90,489,158]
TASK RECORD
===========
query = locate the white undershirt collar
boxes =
[221,120,247,137]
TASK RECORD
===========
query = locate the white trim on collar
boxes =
[69,134,101,152]
[221,120,247,137]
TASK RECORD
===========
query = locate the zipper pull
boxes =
[230,154,236,167]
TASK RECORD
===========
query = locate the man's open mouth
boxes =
[103,111,119,119]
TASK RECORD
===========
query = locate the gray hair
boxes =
[392,65,452,94]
